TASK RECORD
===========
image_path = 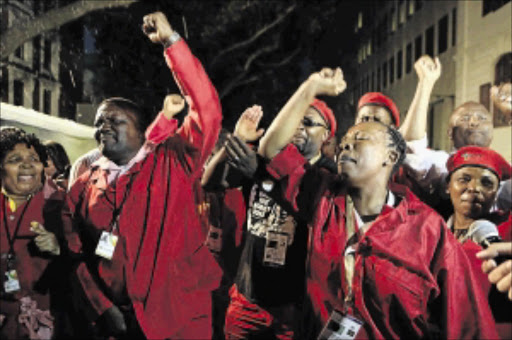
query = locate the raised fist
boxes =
[233,105,265,142]
[142,12,173,45]
[308,67,346,96]
[414,55,441,84]
[162,94,185,119]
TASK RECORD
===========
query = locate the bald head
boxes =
[448,101,493,149]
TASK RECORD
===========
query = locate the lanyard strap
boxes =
[344,195,357,309]
[108,174,136,233]
[2,196,33,256]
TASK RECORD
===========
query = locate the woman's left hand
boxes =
[30,222,60,256]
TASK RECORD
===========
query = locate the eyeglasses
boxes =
[302,117,328,129]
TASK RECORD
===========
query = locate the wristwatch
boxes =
[164,31,181,48]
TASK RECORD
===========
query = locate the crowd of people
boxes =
[1,11,511,340]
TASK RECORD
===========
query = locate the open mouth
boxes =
[18,174,36,183]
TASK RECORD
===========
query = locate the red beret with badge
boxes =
[447,146,511,181]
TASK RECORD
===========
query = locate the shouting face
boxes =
[1,143,44,197]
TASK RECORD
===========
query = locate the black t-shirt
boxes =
[234,156,336,308]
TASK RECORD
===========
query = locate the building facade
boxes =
[349,0,511,159]
[1,0,62,117]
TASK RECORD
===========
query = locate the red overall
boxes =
[264,144,499,339]
[63,39,222,339]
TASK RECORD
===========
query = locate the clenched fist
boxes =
[142,11,174,45]
[308,67,347,97]
[414,55,441,85]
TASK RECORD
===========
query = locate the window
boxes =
[399,0,406,25]
[397,50,403,79]
[383,62,388,88]
[406,43,413,73]
[14,80,24,106]
[391,8,397,32]
[480,83,492,111]
[1,67,8,102]
[438,15,448,54]
[377,67,381,91]
[407,0,415,16]
[44,39,51,70]
[389,57,395,84]
[43,89,51,114]
[426,25,434,57]
[415,0,423,11]
[415,35,422,60]
[371,71,375,91]
[483,0,511,16]
[452,8,457,46]
[14,44,24,59]
[33,81,40,111]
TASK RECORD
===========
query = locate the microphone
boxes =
[471,220,507,265]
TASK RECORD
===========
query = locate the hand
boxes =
[30,222,60,256]
[142,11,173,45]
[225,135,258,179]
[97,305,127,336]
[491,83,512,118]
[477,242,512,300]
[162,94,186,119]
[233,105,265,142]
[414,55,441,84]
[308,67,346,96]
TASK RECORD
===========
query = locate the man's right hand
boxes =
[142,11,173,45]
[307,67,346,97]
[414,55,441,85]
[162,94,186,120]
[233,105,265,142]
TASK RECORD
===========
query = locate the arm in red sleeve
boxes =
[145,113,179,145]
[430,224,499,339]
[164,39,222,168]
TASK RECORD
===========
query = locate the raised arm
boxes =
[399,56,441,141]
[143,11,222,167]
[201,105,265,189]
[258,68,346,159]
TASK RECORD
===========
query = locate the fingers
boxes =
[482,259,498,274]
[434,57,441,72]
[476,242,512,260]
[488,260,512,292]
[30,221,47,235]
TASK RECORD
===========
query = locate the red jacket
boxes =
[63,39,222,339]
[264,144,499,339]
[1,189,66,339]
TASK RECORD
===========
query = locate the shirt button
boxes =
[9,215,15,221]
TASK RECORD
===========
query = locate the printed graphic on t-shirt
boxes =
[247,184,296,244]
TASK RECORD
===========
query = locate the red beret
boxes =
[447,146,511,181]
[358,92,400,127]
[311,99,337,137]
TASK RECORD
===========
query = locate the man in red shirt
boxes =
[257,68,499,339]
[64,12,222,339]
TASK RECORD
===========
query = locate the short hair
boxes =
[98,97,151,133]
[384,124,406,175]
[43,140,71,175]
[0,126,48,167]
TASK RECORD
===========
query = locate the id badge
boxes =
[318,310,363,340]
[263,230,288,267]
[95,231,118,260]
[4,269,21,293]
